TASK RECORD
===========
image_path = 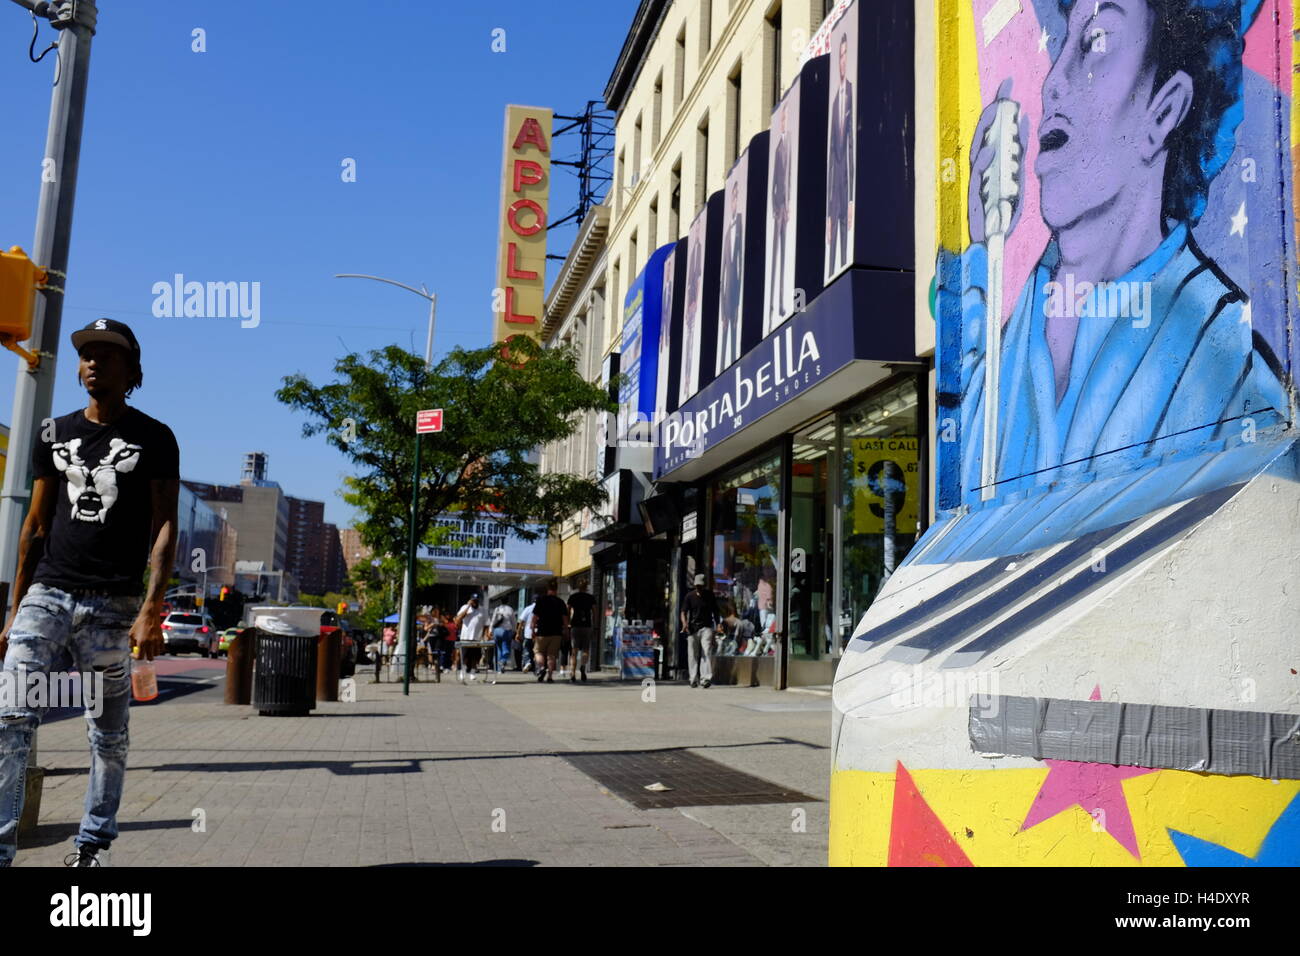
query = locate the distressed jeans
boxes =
[0,582,137,867]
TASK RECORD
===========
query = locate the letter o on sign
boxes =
[508,199,546,237]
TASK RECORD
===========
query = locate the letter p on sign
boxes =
[416,409,444,434]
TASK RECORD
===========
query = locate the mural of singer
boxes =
[944,0,1290,503]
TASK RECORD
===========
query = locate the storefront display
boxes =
[838,378,921,648]
[709,451,783,658]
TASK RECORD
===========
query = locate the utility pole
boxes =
[0,0,100,584]
[334,274,436,696]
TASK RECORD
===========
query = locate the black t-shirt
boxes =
[567,590,596,628]
[682,588,719,631]
[532,594,568,635]
[31,407,179,596]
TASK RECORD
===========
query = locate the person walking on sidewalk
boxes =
[0,319,179,868]
[454,593,490,683]
[681,574,720,688]
[566,579,597,682]
[425,609,451,683]
[530,582,569,683]
[518,594,537,673]
[490,601,516,675]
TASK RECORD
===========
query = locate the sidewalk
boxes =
[13,663,830,867]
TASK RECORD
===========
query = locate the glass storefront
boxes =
[789,417,835,660]
[709,450,783,657]
[599,559,627,668]
[837,377,922,650]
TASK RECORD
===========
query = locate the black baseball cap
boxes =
[71,318,141,359]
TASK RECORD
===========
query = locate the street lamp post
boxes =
[335,274,436,697]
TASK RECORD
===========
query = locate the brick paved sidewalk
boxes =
[12,664,830,867]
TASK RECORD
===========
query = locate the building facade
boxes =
[571,0,922,687]
[285,496,347,595]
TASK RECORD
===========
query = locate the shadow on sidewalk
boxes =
[119,737,828,778]
[22,818,199,849]
[370,859,539,867]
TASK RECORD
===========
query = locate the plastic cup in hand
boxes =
[131,649,158,702]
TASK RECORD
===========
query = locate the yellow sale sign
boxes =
[851,436,919,535]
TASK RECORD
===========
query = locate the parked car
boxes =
[161,611,217,656]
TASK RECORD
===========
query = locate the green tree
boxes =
[276,337,613,569]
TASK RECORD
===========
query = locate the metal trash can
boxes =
[250,608,321,716]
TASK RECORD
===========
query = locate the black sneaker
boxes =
[702,680,712,689]
[64,845,108,867]
[690,679,699,688]
[546,673,554,683]
[536,668,547,682]
[580,668,587,682]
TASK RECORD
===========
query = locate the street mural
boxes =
[938,0,1295,505]
[831,0,1299,867]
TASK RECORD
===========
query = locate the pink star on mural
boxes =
[1021,759,1154,858]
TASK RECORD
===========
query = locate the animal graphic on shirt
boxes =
[51,437,143,523]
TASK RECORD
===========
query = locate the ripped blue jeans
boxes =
[0,582,137,866]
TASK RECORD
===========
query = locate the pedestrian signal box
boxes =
[0,246,47,368]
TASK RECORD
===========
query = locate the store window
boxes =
[838,377,923,649]
[709,450,783,657]
[600,560,627,668]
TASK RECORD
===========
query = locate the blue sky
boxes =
[0,0,632,527]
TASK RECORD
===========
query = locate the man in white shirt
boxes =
[454,593,490,682]
[517,595,538,673]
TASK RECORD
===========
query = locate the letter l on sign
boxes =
[416,409,444,434]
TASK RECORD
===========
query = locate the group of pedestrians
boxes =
[400,580,597,685]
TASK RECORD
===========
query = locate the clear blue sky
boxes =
[0,0,633,527]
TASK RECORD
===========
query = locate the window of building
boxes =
[648,196,659,250]
[632,113,643,188]
[767,4,782,111]
[699,0,712,64]
[674,26,686,111]
[629,230,639,283]
[727,64,742,165]
[652,72,663,151]
[708,450,783,658]
[616,149,625,215]
[669,158,682,240]
[695,114,710,214]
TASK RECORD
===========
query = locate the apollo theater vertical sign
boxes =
[494,105,554,343]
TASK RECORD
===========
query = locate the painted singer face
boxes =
[1036,0,1167,230]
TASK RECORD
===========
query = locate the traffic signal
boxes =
[337,601,348,615]
[220,586,229,601]
[0,246,47,368]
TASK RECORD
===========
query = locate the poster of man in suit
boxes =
[656,247,675,421]
[678,209,708,405]
[765,85,800,336]
[825,5,857,283]
[716,165,747,375]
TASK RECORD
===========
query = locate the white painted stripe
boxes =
[981,0,1022,47]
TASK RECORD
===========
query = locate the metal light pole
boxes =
[335,274,436,696]
[0,0,99,584]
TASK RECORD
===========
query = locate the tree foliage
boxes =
[276,337,614,564]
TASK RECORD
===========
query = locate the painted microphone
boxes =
[979,97,1022,502]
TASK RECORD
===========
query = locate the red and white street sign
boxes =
[416,409,444,434]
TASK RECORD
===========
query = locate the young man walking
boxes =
[454,593,490,682]
[0,319,179,867]
[530,581,569,684]
[680,574,719,688]
[566,579,596,682]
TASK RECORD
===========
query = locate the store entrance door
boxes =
[787,417,836,686]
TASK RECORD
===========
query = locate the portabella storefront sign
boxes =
[650,268,914,478]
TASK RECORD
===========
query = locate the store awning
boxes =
[654,267,918,482]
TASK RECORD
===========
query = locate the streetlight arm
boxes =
[335,273,434,302]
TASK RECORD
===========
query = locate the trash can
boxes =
[250,608,321,716]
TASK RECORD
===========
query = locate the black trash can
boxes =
[253,630,318,716]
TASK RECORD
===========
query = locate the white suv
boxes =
[161,611,218,656]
